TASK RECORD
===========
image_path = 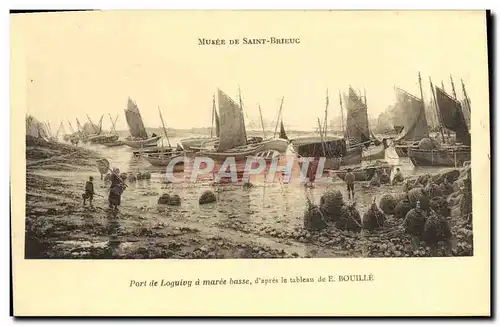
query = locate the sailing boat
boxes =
[408,76,471,167]
[141,106,185,169]
[196,88,265,161]
[122,97,161,148]
[254,98,290,154]
[393,74,430,157]
[102,114,125,147]
[344,87,388,161]
[290,89,354,170]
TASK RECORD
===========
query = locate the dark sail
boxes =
[217,88,247,151]
[279,120,288,140]
[435,87,470,145]
[215,109,220,138]
[394,87,429,142]
[125,97,149,139]
[345,87,370,145]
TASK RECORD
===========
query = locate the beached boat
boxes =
[391,82,431,157]
[408,76,471,167]
[122,97,161,148]
[89,134,120,144]
[260,138,289,153]
[408,146,470,167]
[197,88,265,162]
[343,87,388,161]
[141,152,185,170]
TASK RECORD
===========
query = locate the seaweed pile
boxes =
[300,167,473,257]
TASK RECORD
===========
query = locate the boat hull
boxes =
[362,143,386,161]
[142,153,185,170]
[132,146,174,157]
[408,147,471,167]
[103,140,125,147]
[88,134,119,144]
[197,144,266,162]
[122,136,161,149]
[259,138,289,153]
[181,137,218,151]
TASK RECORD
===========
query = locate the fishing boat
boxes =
[197,88,265,162]
[141,152,185,170]
[122,97,161,148]
[408,76,471,167]
[140,106,181,166]
[343,87,388,161]
[408,146,471,167]
[252,99,290,154]
[291,89,362,170]
[392,82,430,157]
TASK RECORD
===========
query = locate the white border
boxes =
[3,0,498,324]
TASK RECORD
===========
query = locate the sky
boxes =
[12,10,488,132]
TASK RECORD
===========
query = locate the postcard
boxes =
[11,10,490,316]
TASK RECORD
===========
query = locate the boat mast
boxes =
[274,97,284,138]
[461,78,472,129]
[450,75,458,100]
[237,85,248,140]
[323,89,329,137]
[258,103,267,139]
[428,76,447,143]
[158,106,171,147]
[67,120,75,133]
[338,91,346,138]
[317,117,327,157]
[441,81,446,92]
[211,93,215,138]
[108,113,119,134]
[86,114,99,134]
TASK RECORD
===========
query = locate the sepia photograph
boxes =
[10,8,491,317]
[20,11,478,260]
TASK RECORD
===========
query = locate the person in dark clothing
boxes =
[108,168,125,210]
[82,176,95,206]
[345,168,355,200]
[392,168,404,185]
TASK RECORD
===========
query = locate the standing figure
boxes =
[345,168,355,200]
[108,168,125,210]
[82,176,95,206]
[305,156,320,187]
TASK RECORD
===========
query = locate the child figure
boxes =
[83,176,95,206]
